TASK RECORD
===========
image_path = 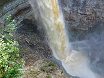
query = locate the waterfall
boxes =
[28,0,102,78]
[29,0,70,61]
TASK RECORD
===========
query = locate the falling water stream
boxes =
[29,0,70,60]
[29,0,103,78]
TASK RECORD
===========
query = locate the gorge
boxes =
[29,0,104,78]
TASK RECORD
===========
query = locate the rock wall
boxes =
[60,0,104,41]
[1,0,104,36]
[0,0,33,24]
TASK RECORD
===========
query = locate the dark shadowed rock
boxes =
[16,19,38,33]
[15,19,52,64]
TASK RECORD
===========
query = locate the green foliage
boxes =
[0,15,24,78]
[3,15,16,40]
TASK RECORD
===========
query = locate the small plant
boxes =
[47,74,52,78]
[40,61,57,73]
[0,14,24,78]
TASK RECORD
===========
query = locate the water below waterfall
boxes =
[29,0,104,78]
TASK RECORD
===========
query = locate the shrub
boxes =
[0,14,24,78]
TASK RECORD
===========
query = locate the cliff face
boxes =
[60,0,104,77]
[60,0,104,41]
[1,0,104,33]
[1,0,104,78]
